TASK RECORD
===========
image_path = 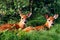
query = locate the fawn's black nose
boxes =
[52,23,54,25]
[24,21,27,23]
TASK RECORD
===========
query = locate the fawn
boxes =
[14,12,32,29]
[23,14,59,32]
[0,11,32,31]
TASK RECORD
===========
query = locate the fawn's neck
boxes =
[43,22,50,29]
[18,20,25,29]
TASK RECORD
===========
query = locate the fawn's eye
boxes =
[22,18,23,19]
[48,20,50,21]
[48,19,50,21]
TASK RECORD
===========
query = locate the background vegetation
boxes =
[0,0,60,40]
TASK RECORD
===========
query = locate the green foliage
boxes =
[0,30,19,40]
[0,0,60,40]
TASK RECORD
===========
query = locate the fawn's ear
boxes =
[53,14,59,19]
[26,12,32,17]
[45,14,49,19]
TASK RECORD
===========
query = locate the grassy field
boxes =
[0,0,60,40]
[0,16,60,40]
[0,24,60,40]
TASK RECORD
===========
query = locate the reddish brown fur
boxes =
[21,15,27,19]
[0,24,15,31]
[23,27,35,32]
[48,16,54,21]
[35,26,44,30]
[0,23,24,31]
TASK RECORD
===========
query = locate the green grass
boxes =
[0,14,60,40]
[17,23,60,40]
[0,0,60,40]
[0,23,60,40]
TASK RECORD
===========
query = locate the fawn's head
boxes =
[45,14,59,29]
[20,12,32,23]
[18,8,32,24]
